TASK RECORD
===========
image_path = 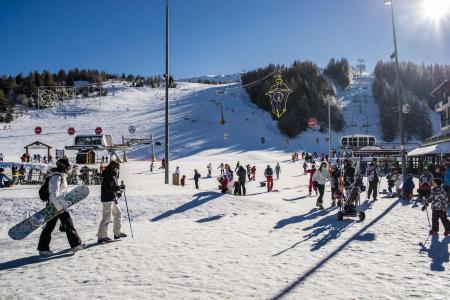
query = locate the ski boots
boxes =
[114,232,127,239]
[39,250,54,256]
[98,237,113,244]
[429,230,438,236]
[72,243,87,253]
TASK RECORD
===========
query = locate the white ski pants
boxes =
[98,201,122,238]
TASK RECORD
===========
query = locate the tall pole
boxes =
[389,0,406,183]
[328,97,331,157]
[164,0,170,184]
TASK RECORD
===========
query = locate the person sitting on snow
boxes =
[0,168,12,188]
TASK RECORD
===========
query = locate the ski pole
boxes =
[425,206,431,230]
[121,180,134,238]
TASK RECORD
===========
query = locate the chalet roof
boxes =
[24,141,52,149]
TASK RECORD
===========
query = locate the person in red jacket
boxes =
[305,164,318,196]
[251,166,256,181]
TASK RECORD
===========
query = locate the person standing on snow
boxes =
[251,165,256,181]
[98,161,127,243]
[236,166,247,196]
[194,169,201,189]
[305,165,318,196]
[235,161,241,172]
[329,163,341,206]
[366,158,381,201]
[207,163,212,178]
[264,165,274,192]
[275,163,281,180]
[37,158,85,255]
[0,153,3,161]
[312,162,330,210]
[422,178,450,236]
[246,164,252,181]
[217,163,225,175]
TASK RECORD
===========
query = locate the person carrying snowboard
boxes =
[194,169,201,189]
[37,158,85,255]
[366,158,381,201]
[422,178,450,236]
[236,165,247,196]
[275,163,281,180]
[98,161,127,243]
[264,165,274,192]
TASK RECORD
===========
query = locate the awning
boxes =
[407,141,450,156]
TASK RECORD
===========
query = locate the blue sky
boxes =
[0,0,449,78]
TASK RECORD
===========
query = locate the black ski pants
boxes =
[432,210,450,233]
[38,211,81,251]
[367,181,378,200]
[194,180,199,189]
[238,181,246,196]
[317,184,325,205]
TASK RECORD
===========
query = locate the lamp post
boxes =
[385,0,406,183]
[164,0,170,184]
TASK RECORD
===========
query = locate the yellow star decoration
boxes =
[265,74,292,118]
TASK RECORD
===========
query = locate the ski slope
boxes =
[0,77,448,300]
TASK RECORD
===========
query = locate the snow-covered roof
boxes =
[407,141,450,156]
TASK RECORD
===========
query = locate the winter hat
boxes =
[56,158,71,170]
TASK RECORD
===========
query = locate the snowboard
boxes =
[8,185,90,241]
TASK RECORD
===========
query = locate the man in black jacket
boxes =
[236,166,247,196]
[98,161,127,243]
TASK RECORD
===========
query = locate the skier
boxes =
[329,163,341,206]
[225,164,234,191]
[98,161,127,243]
[417,168,434,202]
[305,165,318,196]
[235,161,241,172]
[37,158,85,255]
[386,173,395,196]
[218,175,228,194]
[0,168,12,188]
[251,165,256,181]
[264,165,274,192]
[194,169,201,189]
[275,163,281,180]
[402,174,415,200]
[312,162,330,209]
[160,158,166,169]
[366,158,381,201]
[150,162,154,172]
[181,175,186,187]
[422,178,450,236]
[207,163,212,178]
[246,164,252,181]
[236,165,247,196]
[217,163,225,175]
[0,153,3,161]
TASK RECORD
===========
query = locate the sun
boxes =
[423,0,450,20]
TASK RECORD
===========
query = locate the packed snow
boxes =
[0,76,448,299]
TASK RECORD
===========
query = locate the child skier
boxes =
[422,178,450,236]
[305,165,318,196]
[264,165,274,192]
[417,169,433,202]
[402,174,415,200]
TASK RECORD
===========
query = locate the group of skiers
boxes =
[37,158,128,256]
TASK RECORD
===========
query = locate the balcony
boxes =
[435,96,450,112]
[441,118,450,130]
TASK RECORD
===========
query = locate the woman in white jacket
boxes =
[312,161,330,210]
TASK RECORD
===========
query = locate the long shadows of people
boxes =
[421,236,450,271]
[0,249,73,272]
[150,192,223,222]
[270,199,400,300]
[274,207,335,230]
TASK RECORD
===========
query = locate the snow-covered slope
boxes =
[0,76,448,300]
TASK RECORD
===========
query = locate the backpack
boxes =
[39,174,62,202]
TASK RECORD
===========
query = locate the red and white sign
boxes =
[34,126,42,135]
[68,127,75,135]
[95,127,102,135]
[308,118,318,129]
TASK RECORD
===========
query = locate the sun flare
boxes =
[423,0,450,20]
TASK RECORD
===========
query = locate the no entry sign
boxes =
[34,126,42,135]
[308,118,318,129]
